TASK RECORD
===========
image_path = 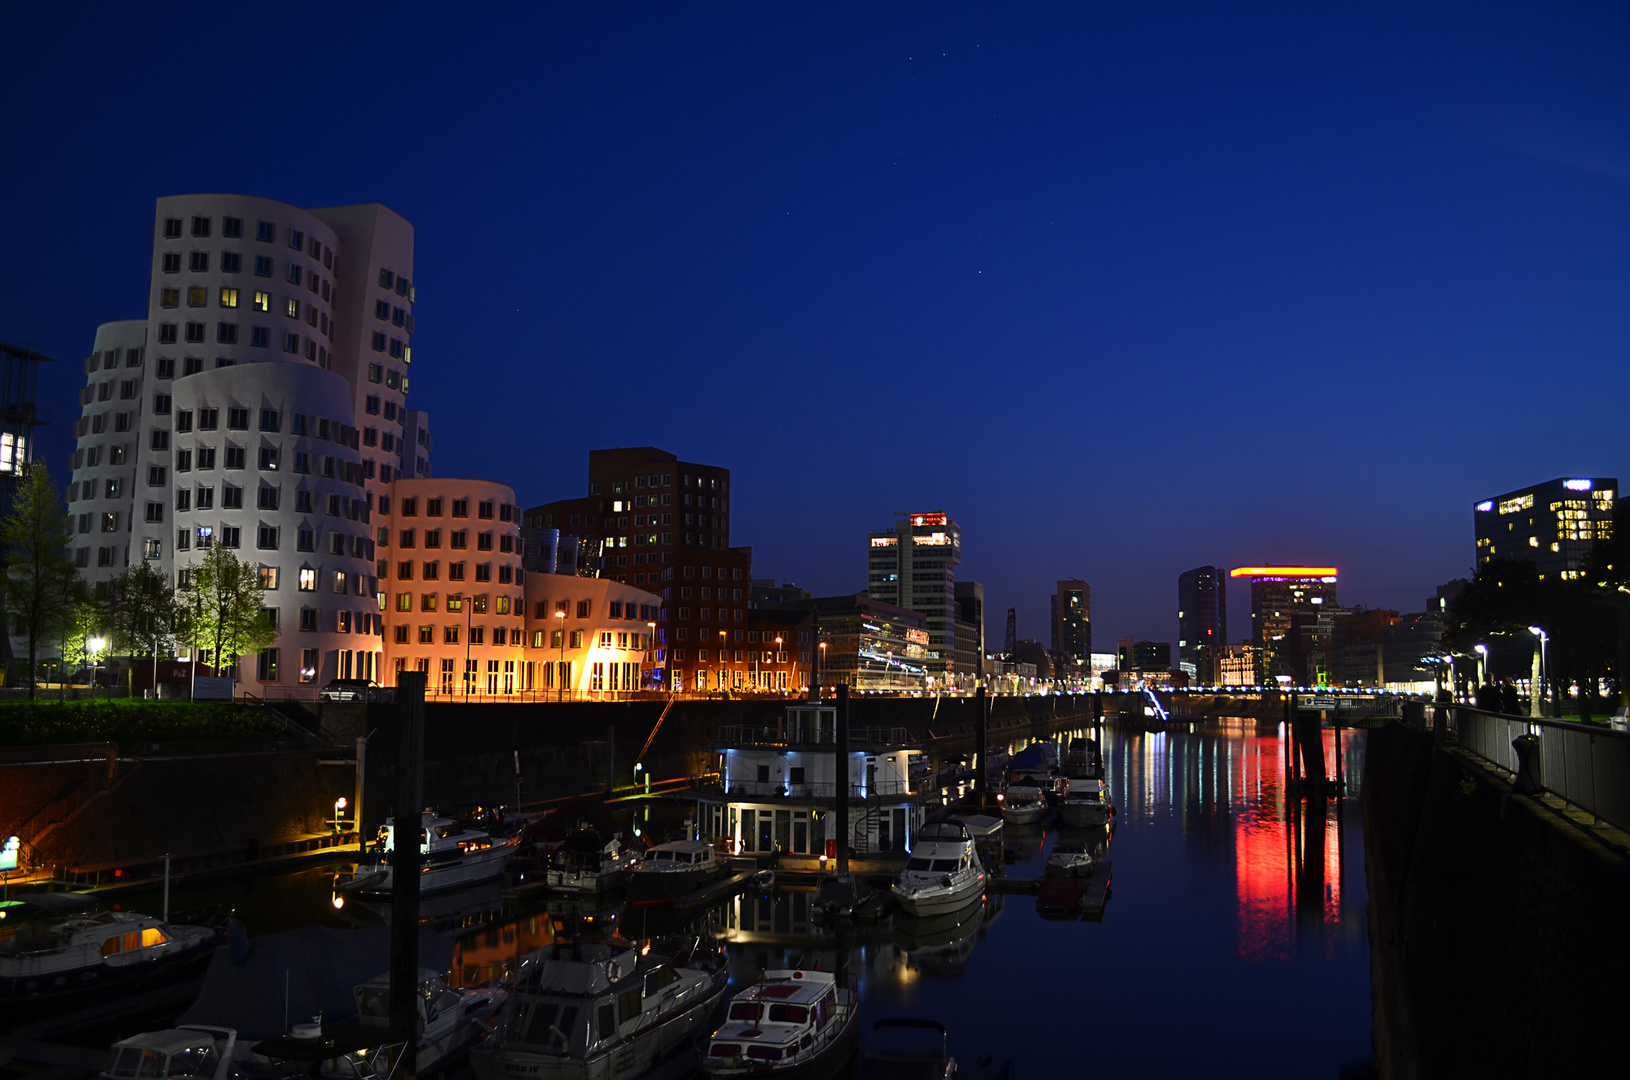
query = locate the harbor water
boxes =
[73,718,1372,1078]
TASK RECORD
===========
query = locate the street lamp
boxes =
[556,610,567,702]
[332,796,348,835]
[647,621,657,691]
[719,630,728,695]
[1528,626,1550,717]
[1474,644,1489,687]
[818,640,827,696]
[774,636,783,695]
[88,637,106,699]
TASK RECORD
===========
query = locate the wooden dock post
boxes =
[389,672,426,1078]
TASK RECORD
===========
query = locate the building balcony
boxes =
[693,777,925,802]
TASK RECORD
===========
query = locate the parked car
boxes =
[319,678,386,702]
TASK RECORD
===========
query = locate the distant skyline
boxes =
[3,4,1626,646]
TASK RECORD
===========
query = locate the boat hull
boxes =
[891,873,985,918]
[345,838,517,897]
[625,867,722,905]
[0,927,217,1003]
[1058,802,1109,828]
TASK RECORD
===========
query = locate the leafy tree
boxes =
[106,560,177,692]
[178,546,275,684]
[1,464,79,698]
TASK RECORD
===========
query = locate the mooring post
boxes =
[389,672,426,1076]
[836,684,849,876]
[975,684,988,809]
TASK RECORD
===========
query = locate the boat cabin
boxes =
[637,840,717,872]
[703,970,842,1068]
[379,813,495,861]
[102,1026,236,1080]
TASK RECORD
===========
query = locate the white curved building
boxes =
[68,194,418,687]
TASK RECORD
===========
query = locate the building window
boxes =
[190,252,209,273]
[257,649,278,682]
[254,255,272,277]
[220,252,241,273]
[163,217,182,239]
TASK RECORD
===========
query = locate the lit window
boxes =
[299,568,316,591]
[187,287,207,307]
[219,287,238,309]
[285,298,300,318]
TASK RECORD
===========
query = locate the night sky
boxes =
[4,4,1627,648]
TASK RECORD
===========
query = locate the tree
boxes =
[178,545,275,684]
[1,464,79,699]
[107,560,177,692]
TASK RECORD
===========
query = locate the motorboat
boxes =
[891,820,985,918]
[470,937,729,1080]
[323,968,506,1079]
[1058,777,1112,828]
[997,790,1048,825]
[543,828,641,894]
[852,1019,956,1080]
[0,893,221,1002]
[625,840,726,905]
[1065,737,1103,781]
[1045,839,1094,877]
[341,812,520,897]
[102,1025,245,1080]
[346,813,518,896]
[699,968,858,1079]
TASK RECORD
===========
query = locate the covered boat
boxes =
[470,938,729,1080]
[1059,777,1112,828]
[699,969,858,1079]
[1045,839,1093,877]
[543,828,641,894]
[101,1025,243,1080]
[890,821,985,917]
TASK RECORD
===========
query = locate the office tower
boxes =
[865,511,964,685]
[1050,579,1091,667]
[523,447,751,692]
[1003,608,1017,655]
[0,342,52,673]
[952,580,984,677]
[1177,566,1227,682]
[67,195,418,686]
[1230,566,1338,683]
[1473,477,1618,581]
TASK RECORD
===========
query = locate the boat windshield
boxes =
[767,1004,807,1024]
[709,1043,742,1057]
[728,1002,761,1022]
[905,858,933,871]
[519,1001,581,1052]
[930,859,958,872]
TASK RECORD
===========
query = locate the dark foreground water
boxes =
[103,719,1373,1079]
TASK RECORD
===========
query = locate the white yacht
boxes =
[470,937,729,1080]
[1059,778,1112,827]
[699,969,858,1079]
[0,894,220,1002]
[1045,839,1094,877]
[625,841,725,905]
[891,820,986,917]
[997,791,1048,825]
[341,813,519,897]
[324,969,506,1079]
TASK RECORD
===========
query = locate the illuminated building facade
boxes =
[1217,644,1259,687]
[66,194,419,687]
[522,447,747,691]
[1473,477,1618,581]
[802,594,929,692]
[1230,567,1338,683]
[1050,579,1091,676]
[1177,566,1226,683]
[865,511,965,686]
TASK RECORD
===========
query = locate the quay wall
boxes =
[5,695,1101,873]
[1363,721,1630,1077]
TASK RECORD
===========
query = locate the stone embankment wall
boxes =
[1363,721,1630,1077]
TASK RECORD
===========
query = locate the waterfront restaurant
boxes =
[693,704,932,861]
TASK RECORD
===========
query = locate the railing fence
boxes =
[1443,706,1630,833]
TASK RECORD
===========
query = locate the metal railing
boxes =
[1449,706,1630,833]
[711,778,918,799]
[717,723,911,749]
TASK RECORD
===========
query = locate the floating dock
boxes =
[987,860,1112,919]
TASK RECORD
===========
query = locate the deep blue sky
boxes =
[4,3,1627,647]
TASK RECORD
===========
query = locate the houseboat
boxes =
[626,841,727,905]
[699,969,858,1079]
[0,894,221,1002]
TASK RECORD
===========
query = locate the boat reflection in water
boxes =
[890,895,998,980]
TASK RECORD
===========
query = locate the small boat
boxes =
[1045,839,1094,877]
[997,792,1048,825]
[699,969,858,1079]
[102,1025,243,1080]
[543,827,641,894]
[470,937,729,1080]
[852,1019,956,1080]
[323,969,506,1078]
[0,893,221,1002]
[341,812,520,897]
[625,840,727,905]
[1058,777,1112,828]
[891,821,986,918]
[750,869,776,895]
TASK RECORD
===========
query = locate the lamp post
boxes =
[719,629,728,695]
[88,637,106,700]
[556,610,567,702]
[1529,626,1551,717]
[818,640,827,697]
[332,796,348,835]
[775,636,783,696]
[1474,644,1489,687]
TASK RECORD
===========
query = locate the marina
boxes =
[0,715,1371,1079]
